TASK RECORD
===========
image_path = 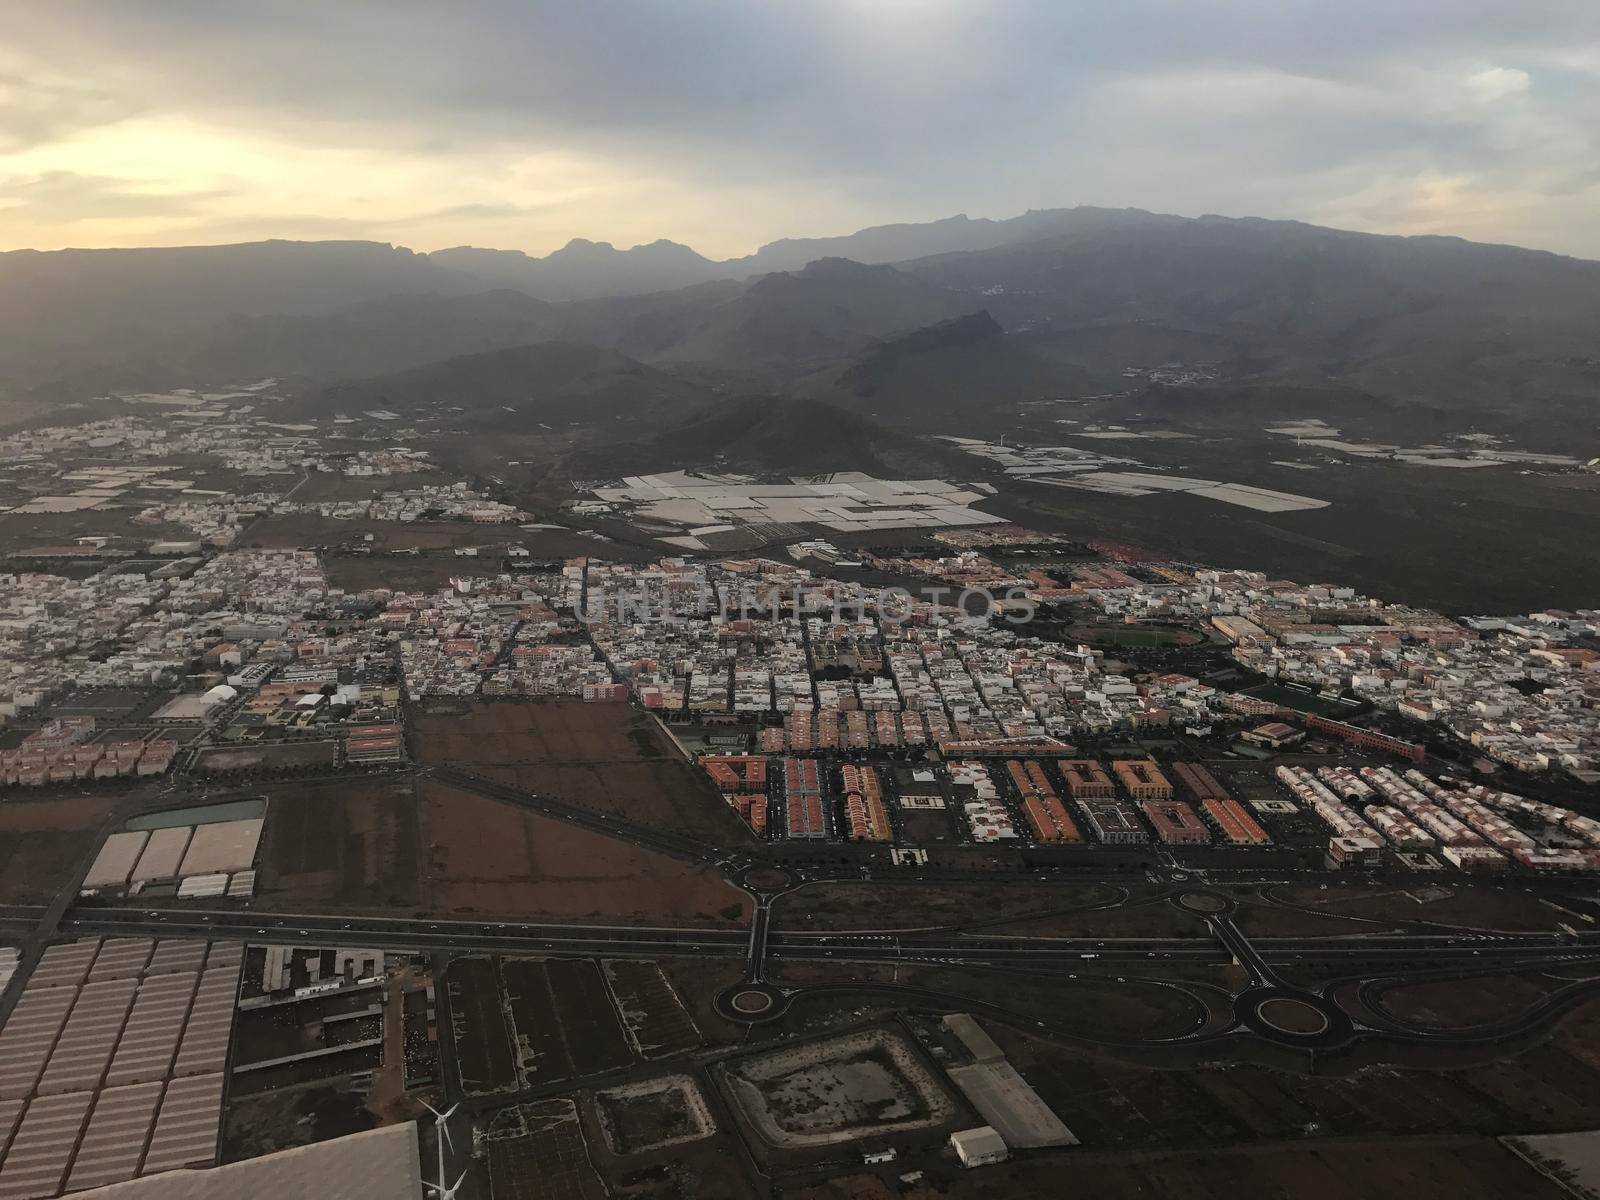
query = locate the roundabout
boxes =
[736,864,798,894]
[1257,997,1332,1036]
[715,980,790,1024]
[1235,985,1352,1047]
[1175,891,1232,915]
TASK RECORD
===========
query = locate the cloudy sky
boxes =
[4,1,1599,259]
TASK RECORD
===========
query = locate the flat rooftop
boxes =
[70,1123,422,1200]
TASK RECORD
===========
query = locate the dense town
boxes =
[3,499,1597,874]
[3,397,1600,1200]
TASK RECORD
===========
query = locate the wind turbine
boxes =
[424,1170,468,1200]
[419,1101,462,1200]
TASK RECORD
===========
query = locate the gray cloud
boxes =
[0,71,140,152]
[3,1,1600,255]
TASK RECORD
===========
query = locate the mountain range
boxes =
[3,205,1598,452]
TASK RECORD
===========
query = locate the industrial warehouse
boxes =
[79,806,265,903]
[0,937,241,1196]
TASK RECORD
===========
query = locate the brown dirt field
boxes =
[446,955,519,1095]
[1232,901,1388,939]
[659,960,748,1045]
[604,961,702,1058]
[1554,995,1600,1072]
[992,1013,1600,1151]
[255,776,421,911]
[485,1099,607,1200]
[414,699,660,765]
[502,957,577,1084]
[543,959,634,1074]
[0,508,198,557]
[584,1130,751,1200]
[482,760,748,846]
[420,780,748,925]
[221,1086,377,1163]
[413,700,751,847]
[0,794,116,902]
[1376,972,1561,1029]
[987,901,1209,939]
[773,881,1122,932]
[320,555,466,592]
[500,957,634,1084]
[194,741,339,773]
[243,515,504,553]
[893,965,1204,1041]
[1268,884,1571,933]
[787,1137,1565,1200]
[772,961,901,987]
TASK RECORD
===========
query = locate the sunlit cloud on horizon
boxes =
[2,1,1599,259]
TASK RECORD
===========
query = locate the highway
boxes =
[61,907,751,959]
[51,905,1600,973]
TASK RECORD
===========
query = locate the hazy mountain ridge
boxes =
[421,207,1097,296]
[798,309,1094,428]
[632,257,977,369]
[4,206,1599,447]
[893,210,1600,418]
[0,239,476,396]
[430,237,722,300]
[287,341,708,429]
[79,257,981,394]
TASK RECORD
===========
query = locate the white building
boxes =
[950,1126,1009,1168]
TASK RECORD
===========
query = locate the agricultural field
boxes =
[255,775,422,911]
[445,955,644,1096]
[419,779,748,925]
[242,514,506,554]
[659,959,749,1044]
[483,1100,606,1200]
[593,1076,715,1156]
[502,957,633,1085]
[0,506,198,558]
[412,699,752,847]
[773,880,1123,932]
[787,1136,1566,1200]
[991,1015,1600,1148]
[413,699,661,765]
[444,955,519,1096]
[0,793,116,902]
[480,759,749,848]
[603,961,702,1058]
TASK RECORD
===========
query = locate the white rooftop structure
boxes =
[72,1122,423,1199]
[591,471,1003,545]
[950,1125,1009,1168]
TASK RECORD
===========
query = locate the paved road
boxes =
[52,906,1599,974]
[427,954,472,1192]
[62,907,750,959]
